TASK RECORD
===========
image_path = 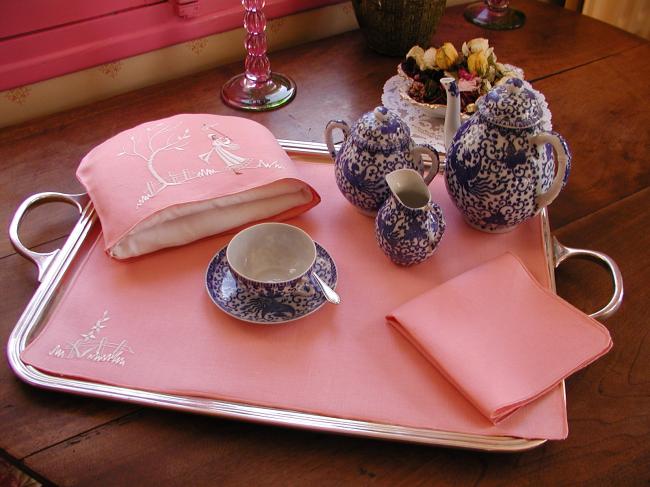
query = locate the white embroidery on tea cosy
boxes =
[118,121,191,185]
[200,133,248,174]
[200,124,283,174]
[116,121,284,208]
[48,310,134,367]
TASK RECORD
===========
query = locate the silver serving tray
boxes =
[7,140,623,452]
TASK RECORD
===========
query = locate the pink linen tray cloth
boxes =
[23,161,570,440]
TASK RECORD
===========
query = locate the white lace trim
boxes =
[381,73,552,153]
[381,75,447,153]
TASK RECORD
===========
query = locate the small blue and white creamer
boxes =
[375,168,445,266]
[442,77,571,233]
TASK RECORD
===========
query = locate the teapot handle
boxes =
[324,120,350,160]
[531,131,571,209]
[411,143,441,185]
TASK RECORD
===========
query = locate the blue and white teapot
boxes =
[325,106,440,214]
[442,77,571,233]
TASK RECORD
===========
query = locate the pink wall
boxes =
[0,0,346,91]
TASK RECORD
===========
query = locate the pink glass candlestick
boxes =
[221,0,296,111]
[464,0,526,30]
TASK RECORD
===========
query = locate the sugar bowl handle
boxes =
[411,143,441,185]
[324,120,350,160]
[532,131,571,209]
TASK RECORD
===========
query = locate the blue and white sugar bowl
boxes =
[442,77,571,233]
[375,168,445,266]
[325,106,440,215]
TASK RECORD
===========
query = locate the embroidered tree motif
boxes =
[117,120,285,208]
[118,122,191,189]
[80,310,110,342]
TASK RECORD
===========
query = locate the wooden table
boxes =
[2,1,649,484]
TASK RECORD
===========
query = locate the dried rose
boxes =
[468,51,489,76]
[495,62,509,75]
[458,67,476,81]
[480,78,493,94]
[408,80,426,101]
[458,77,480,93]
[486,65,497,83]
[423,47,437,70]
[406,46,426,70]
[462,38,489,59]
[466,38,489,54]
[485,46,496,64]
[435,42,459,70]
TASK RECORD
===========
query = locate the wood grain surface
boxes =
[1,1,648,485]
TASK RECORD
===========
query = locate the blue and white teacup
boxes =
[226,223,317,297]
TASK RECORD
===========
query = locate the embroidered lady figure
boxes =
[199,125,249,174]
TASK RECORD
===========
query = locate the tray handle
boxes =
[10,192,89,282]
[552,237,623,320]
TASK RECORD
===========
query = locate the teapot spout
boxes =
[441,77,461,153]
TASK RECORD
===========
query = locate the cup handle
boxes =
[531,131,571,209]
[324,120,350,160]
[411,143,441,185]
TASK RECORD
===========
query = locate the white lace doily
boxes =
[381,75,446,153]
[381,67,550,153]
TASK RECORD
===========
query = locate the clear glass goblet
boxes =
[221,0,296,111]
[463,0,526,30]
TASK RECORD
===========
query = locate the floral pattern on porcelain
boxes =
[227,265,321,298]
[444,78,572,232]
[326,106,438,214]
[478,77,542,128]
[206,243,337,324]
[375,170,446,266]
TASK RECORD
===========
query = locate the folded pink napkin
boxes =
[387,252,612,424]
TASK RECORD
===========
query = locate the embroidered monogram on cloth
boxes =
[49,311,134,367]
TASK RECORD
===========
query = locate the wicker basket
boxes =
[352,0,447,56]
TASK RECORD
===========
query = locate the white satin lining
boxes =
[110,179,313,259]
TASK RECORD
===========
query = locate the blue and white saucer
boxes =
[205,242,338,324]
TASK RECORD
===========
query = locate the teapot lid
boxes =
[477,78,543,129]
[352,106,412,150]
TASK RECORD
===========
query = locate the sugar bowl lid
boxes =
[477,78,543,129]
[352,106,411,150]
